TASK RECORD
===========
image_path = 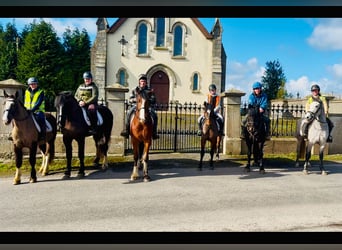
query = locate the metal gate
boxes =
[124,100,224,154]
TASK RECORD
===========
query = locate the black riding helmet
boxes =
[83,71,93,79]
[209,84,217,91]
[311,84,320,91]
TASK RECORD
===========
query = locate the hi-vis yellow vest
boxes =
[24,89,45,112]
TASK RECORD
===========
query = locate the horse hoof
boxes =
[303,170,309,175]
[321,171,328,176]
[62,174,70,180]
[143,175,151,182]
[13,179,21,185]
[259,169,265,174]
[244,167,250,173]
[29,177,37,183]
[77,172,85,179]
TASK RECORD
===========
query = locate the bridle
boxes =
[3,97,30,123]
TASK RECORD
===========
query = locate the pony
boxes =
[297,100,329,175]
[242,104,266,174]
[198,101,222,170]
[54,91,113,179]
[2,90,57,185]
[129,87,154,182]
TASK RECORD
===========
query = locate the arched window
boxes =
[138,23,147,54]
[156,18,165,47]
[173,25,183,56]
[192,73,199,91]
[117,68,128,87]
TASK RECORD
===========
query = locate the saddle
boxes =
[31,114,53,133]
[81,107,103,126]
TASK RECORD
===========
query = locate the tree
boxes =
[16,20,66,110]
[0,22,19,80]
[261,60,287,100]
[62,27,91,92]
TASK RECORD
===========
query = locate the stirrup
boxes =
[197,130,202,136]
[120,131,129,138]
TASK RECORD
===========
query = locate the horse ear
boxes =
[3,90,8,98]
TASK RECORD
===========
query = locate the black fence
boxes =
[124,101,306,154]
[241,102,306,138]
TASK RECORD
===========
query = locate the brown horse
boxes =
[198,101,222,170]
[2,90,57,185]
[129,87,153,182]
[54,91,113,179]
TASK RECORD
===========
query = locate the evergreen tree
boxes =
[261,60,287,100]
[62,27,91,92]
[16,20,66,110]
[0,22,19,80]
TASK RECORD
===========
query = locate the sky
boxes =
[1,17,342,101]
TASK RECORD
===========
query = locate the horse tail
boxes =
[46,112,58,163]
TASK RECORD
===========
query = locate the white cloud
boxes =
[307,19,342,50]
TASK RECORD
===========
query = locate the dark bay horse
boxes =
[54,91,113,179]
[2,90,57,184]
[129,87,153,182]
[242,104,266,174]
[198,101,222,170]
[296,100,328,175]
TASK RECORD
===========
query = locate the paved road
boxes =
[1,153,342,233]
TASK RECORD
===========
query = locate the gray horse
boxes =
[296,100,329,175]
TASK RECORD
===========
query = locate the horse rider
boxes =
[300,84,334,143]
[24,77,46,144]
[74,71,99,135]
[120,74,159,140]
[197,84,224,136]
[240,81,271,140]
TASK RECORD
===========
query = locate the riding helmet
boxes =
[139,74,147,81]
[209,84,217,91]
[27,77,38,85]
[252,81,262,89]
[83,71,93,79]
[311,84,320,91]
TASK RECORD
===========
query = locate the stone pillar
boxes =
[221,90,245,155]
[0,79,26,156]
[105,84,129,156]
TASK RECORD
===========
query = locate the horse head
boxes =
[2,90,26,125]
[135,88,152,123]
[54,91,75,129]
[246,104,263,138]
[305,101,323,122]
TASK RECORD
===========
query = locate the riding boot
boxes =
[88,111,97,135]
[326,118,333,143]
[240,126,245,139]
[120,108,133,138]
[151,110,159,139]
[38,122,46,145]
[218,119,225,136]
[197,120,202,136]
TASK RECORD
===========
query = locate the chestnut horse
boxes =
[129,87,153,182]
[198,101,222,170]
[2,90,57,185]
[242,104,266,174]
[54,91,113,179]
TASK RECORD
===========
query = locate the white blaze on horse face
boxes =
[139,98,146,122]
[2,98,14,124]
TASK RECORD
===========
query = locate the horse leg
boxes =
[303,143,313,175]
[13,146,23,185]
[319,144,328,175]
[142,142,151,182]
[258,143,265,174]
[138,142,144,171]
[29,145,38,183]
[199,143,205,171]
[215,136,221,161]
[62,137,73,179]
[295,136,305,168]
[77,138,86,178]
[130,139,140,181]
[209,144,216,170]
[244,145,251,173]
[38,143,49,176]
